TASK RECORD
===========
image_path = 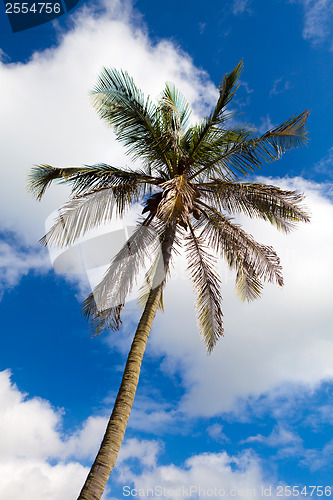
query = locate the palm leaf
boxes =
[196,202,284,300]
[198,180,310,232]
[82,294,123,336]
[160,82,192,134]
[41,188,116,247]
[187,61,243,162]
[91,68,172,173]
[62,164,161,195]
[40,177,154,247]
[188,110,309,181]
[28,163,160,201]
[185,223,224,353]
[28,164,82,200]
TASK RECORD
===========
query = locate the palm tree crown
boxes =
[28,62,310,500]
[29,61,309,352]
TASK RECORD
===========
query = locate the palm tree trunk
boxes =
[77,225,176,500]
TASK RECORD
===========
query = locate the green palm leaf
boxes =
[196,202,283,300]
[28,164,82,200]
[185,223,224,352]
[199,180,310,232]
[188,110,309,181]
[91,68,172,173]
[187,61,243,160]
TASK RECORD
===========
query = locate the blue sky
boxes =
[1,0,333,498]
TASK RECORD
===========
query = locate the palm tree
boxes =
[28,62,310,500]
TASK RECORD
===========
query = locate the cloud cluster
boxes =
[0,370,91,499]
[0,369,276,499]
[118,447,274,500]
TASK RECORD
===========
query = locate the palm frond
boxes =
[261,110,310,153]
[84,219,175,335]
[185,223,224,353]
[40,188,118,247]
[62,164,161,195]
[28,164,81,200]
[28,163,159,201]
[91,68,172,173]
[184,61,243,165]
[188,110,310,181]
[196,202,284,301]
[198,180,310,232]
[82,293,123,336]
[40,174,155,248]
[160,82,192,134]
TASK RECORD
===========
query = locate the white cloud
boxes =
[207,423,229,442]
[145,178,333,417]
[258,114,276,134]
[0,459,88,500]
[117,438,162,470]
[0,369,128,498]
[291,0,333,45]
[304,403,333,428]
[0,370,92,499]
[0,240,50,298]
[243,424,302,448]
[1,369,275,500]
[118,448,275,500]
[63,415,107,460]
[301,439,333,471]
[0,370,63,460]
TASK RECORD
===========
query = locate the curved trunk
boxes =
[77,225,175,500]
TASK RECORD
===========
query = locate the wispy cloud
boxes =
[270,77,292,97]
[243,424,302,448]
[232,0,252,15]
[207,423,229,442]
[314,146,333,177]
[257,114,276,134]
[198,22,206,35]
[291,0,333,46]
[300,439,333,471]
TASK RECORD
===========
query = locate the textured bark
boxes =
[77,225,176,500]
